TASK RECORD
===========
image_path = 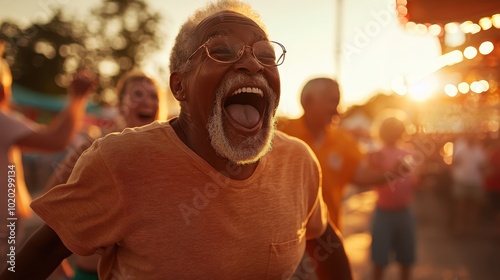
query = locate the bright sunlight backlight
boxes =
[391,75,407,96]
[408,75,439,101]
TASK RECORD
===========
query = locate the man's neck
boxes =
[170,117,258,180]
[303,115,328,142]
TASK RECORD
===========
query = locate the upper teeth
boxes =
[232,87,263,97]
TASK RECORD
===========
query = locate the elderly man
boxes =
[1,1,352,279]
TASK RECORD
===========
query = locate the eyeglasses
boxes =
[187,35,286,67]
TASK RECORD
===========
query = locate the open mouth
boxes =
[223,87,266,133]
[137,112,156,124]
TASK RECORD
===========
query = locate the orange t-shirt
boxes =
[279,117,362,228]
[32,120,326,279]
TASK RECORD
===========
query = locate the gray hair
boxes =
[169,0,266,74]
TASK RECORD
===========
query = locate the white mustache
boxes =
[217,73,276,104]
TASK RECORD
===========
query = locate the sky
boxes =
[1,0,441,117]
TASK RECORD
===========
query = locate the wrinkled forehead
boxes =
[194,11,267,43]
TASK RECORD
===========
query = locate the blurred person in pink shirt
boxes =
[367,116,418,280]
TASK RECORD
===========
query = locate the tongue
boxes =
[225,104,260,128]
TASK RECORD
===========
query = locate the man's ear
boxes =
[170,72,186,101]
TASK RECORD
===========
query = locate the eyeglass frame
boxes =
[186,35,287,67]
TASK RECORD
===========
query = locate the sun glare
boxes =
[407,77,438,101]
[402,62,442,102]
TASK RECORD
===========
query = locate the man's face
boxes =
[182,11,281,165]
[308,83,340,126]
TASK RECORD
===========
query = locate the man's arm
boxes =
[16,69,95,151]
[351,162,388,186]
[305,222,353,280]
[0,224,72,279]
[351,154,414,187]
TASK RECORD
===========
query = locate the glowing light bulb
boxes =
[444,23,465,47]
[460,21,474,33]
[428,24,442,36]
[479,41,494,55]
[492,14,500,28]
[470,81,485,93]
[458,82,469,94]
[463,46,477,59]
[479,17,493,30]
[480,80,490,92]
[444,84,458,97]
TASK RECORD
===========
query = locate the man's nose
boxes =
[233,46,264,75]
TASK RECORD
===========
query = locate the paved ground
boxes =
[341,186,500,280]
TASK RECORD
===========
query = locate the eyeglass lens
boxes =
[206,37,284,66]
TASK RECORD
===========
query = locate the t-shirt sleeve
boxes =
[305,184,328,240]
[31,140,126,256]
[304,146,328,240]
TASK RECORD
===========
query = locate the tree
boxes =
[1,12,86,96]
[85,0,164,103]
[1,0,164,103]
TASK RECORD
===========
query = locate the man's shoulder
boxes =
[114,120,167,136]
[276,116,303,132]
[273,130,314,155]
[269,131,320,173]
[274,129,305,143]
[97,121,171,149]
